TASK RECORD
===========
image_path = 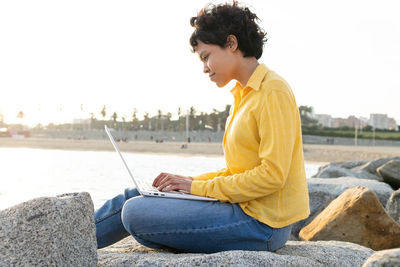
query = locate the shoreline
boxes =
[1,137,400,164]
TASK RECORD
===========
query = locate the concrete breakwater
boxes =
[1,157,400,266]
[28,129,400,147]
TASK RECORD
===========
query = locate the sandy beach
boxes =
[1,137,400,164]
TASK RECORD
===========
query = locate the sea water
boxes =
[0,147,320,210]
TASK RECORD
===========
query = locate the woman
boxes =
[95,2,309,253]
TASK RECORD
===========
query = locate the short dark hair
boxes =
[190,2,267,59]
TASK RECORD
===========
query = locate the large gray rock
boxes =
[308,177,393,209]
[0,192,97,266]
[377,160,400,189]
[312,164,381,181]
[98,237,373,267]
[313,157,400,182]
[99,249,317,266]
[333,160,369,169]
[386,189,400,223]
[291,177,393,239]
[277,240,374,267]
[362,248,400,267]
[354,156,400,175]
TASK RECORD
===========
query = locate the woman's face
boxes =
[195,41,237,88]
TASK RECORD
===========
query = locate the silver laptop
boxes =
[105,125,218,201]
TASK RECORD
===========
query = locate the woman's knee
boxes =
[121,196,157,234]
[121,197,139,231]
[120,197,167,249]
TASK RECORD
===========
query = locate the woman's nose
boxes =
[203,63,210,74]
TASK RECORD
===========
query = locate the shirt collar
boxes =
[230,63,269,96]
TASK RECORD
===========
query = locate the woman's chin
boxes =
[215,79,229,88]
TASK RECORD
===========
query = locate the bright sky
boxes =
[1,0,399,126]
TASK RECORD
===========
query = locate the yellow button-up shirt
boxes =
[190,64,310,228]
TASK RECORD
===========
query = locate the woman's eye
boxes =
[202,55,208,61]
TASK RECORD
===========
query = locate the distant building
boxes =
[369,114,397,130]
[388,118,398,131]
[314,114,333,127]
[370,114,388,129]
[331,116,367,128]
[359,116,370,126]
[72,118,90,124]
[309,111,398,131]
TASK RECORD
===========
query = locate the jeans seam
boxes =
[135,218,256,237]
[95,208,122,224]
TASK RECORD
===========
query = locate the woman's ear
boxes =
[226,35,238,51]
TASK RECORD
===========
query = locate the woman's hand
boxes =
[152,173,193,194]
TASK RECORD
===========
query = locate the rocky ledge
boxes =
[1,156,400,266]
[98,236,373,266]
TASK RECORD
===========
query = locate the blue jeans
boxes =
[94,187,292,253]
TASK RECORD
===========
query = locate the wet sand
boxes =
[302,144,400,164]
[1,137,399,164]
[0,138,224,156]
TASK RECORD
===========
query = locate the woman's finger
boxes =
[157,176,172,191]
[153,172,170,187]
[153,173,192,192]
[168,184,181,192]
[158,177,179,192]
[157,173,172,187]
[152,172,165,186]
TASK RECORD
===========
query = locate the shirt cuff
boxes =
[191,173,213,180]
[190,180,207,196]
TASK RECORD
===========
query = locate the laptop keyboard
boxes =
[136,179,158,192]
[136,179,185,194]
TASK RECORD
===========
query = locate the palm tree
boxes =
[111,112,118,128]
[166,112,173,131]
[177,107,185,131]
[90,112,96,121]
[189,106,196,131]
[17,110,24,119]
[16,110,25,129]
[220,104,231,130]
[132,108,139,130]
[166,112,172,121]
[144,112,150,130]
[101,105,106,120]
[121,116,126,131]
[197,112,206,130]
[209,109,219,131]
[89,112,96,130]
[157,109,163,131]
[299,106,317,127]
